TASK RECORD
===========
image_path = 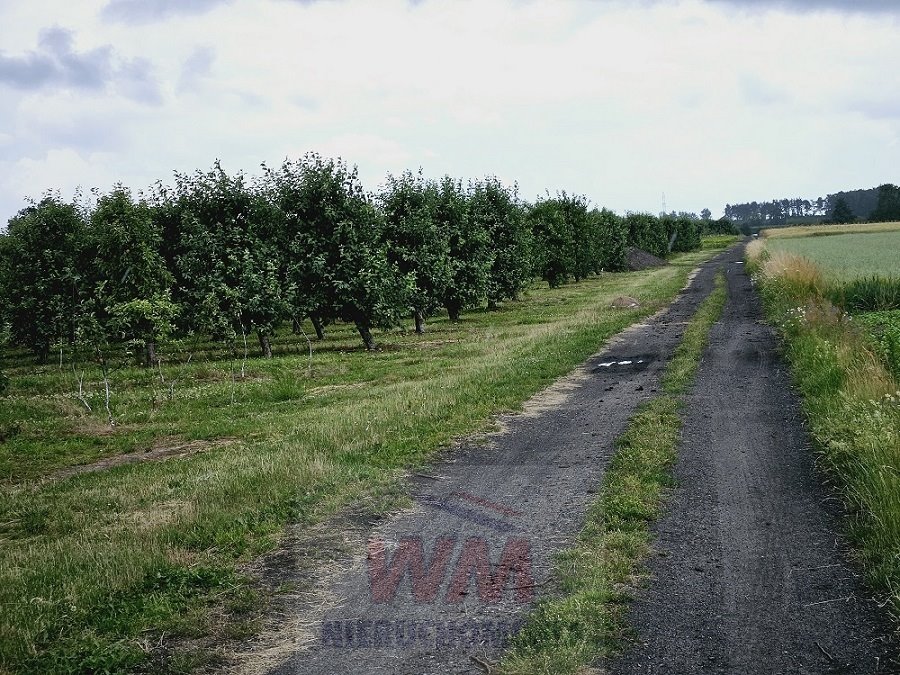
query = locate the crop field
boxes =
[761,220,900,239]
[0,249,719,673]
[761,223,900,378]
[765,230,900,279]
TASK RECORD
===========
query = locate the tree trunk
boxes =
[311,314,325,340]
[292,317,301,334]
[258,331,272,358]
[144,340,157,367]
[413,309,426,334]
[356,321,376,351]
[446,300,461,323]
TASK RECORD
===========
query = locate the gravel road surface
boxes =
[608,251,896,674]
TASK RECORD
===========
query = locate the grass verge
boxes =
[746,243,900,633]
[498,270,728,674]
[701,234,740,251]
[0,250,724,673]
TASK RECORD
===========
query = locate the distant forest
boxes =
[723,184,900,230]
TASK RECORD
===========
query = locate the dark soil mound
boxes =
[626,247,668,271]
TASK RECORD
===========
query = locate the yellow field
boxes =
[761,221,900,239]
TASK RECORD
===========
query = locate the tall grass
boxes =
[830,276,900,312]
[749,249,900,623]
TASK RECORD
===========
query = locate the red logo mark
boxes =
[367,536,534,604]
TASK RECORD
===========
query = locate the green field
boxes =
[766,231,900,279]
[0,249,720,673]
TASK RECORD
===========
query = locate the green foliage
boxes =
[174,162,286,354]
[665,215,702,253]
[529,196,633,288]
[88,186,178,364]
[702,216,739,235]
[625,212,668,258]
[0,324,8,396]
[869,183,900,222]
[434,176,492,321]
[378,171,451,330]
[855,310,900,380]
[591,208,628,272]
[564,194,594,282]
[1,195,90,361]
[469,177,533,306]
[0,156,702,357]
[265,154,412,348]
[828,196,857,224]
[529,199,576,288]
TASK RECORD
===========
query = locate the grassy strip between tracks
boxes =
[745,241,900,632]
[0,249,727,674]
[499,269,728,674]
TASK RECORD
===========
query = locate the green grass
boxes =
[831,276,900,312]
[499,270,728,674]
[0,249,726,673]
[701,234,740,251]
[855,310,900,380]
[766,231,900,280]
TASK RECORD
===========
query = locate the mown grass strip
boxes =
[499,270,728,674]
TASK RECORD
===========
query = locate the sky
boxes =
[1,0,899,225]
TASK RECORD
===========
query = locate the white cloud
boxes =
[0,0,899,224]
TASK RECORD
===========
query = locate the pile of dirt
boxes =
[610,296,641,308]
[626,247,669,271]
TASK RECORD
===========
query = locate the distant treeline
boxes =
[0,155,724,362]
[724,184,900,229]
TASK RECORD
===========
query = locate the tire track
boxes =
[609,250,896,674]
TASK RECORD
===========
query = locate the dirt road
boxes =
[608,254,895,673]
[267,250,740,675]
[266,246,893,674]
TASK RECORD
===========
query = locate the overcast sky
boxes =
[1,0,898,224]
